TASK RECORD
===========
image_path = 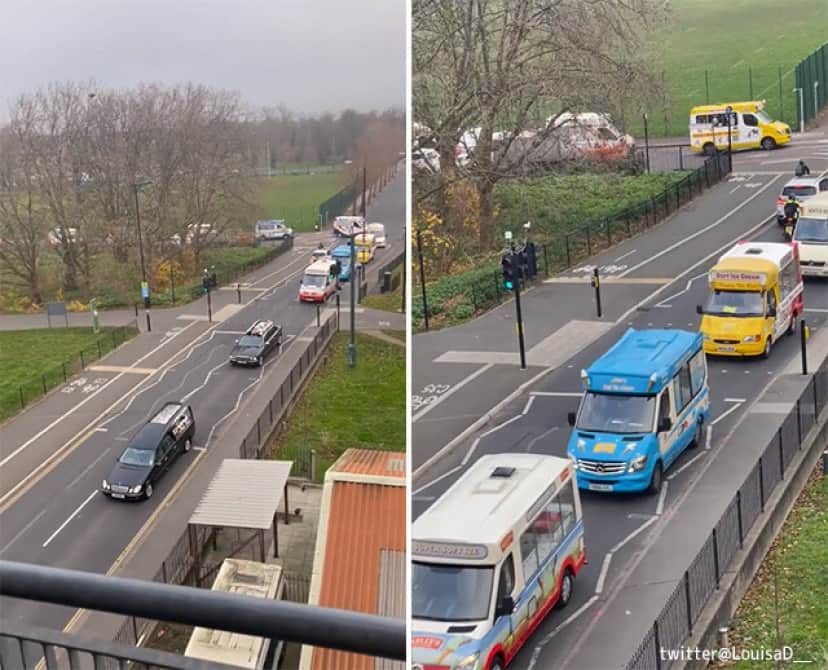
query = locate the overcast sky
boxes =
[0,0,405,121]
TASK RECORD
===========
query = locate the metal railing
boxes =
[413,152,731,325]
[1,322,139,422]
[624,355,828,670]
[0,560,405,663]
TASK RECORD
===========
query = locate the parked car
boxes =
[229,319,283,366]
[366,222,387,248]
[255,219,293,242]
[776,176,828,223]
[101,402,195,501]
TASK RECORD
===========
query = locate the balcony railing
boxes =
[0,560,405,668]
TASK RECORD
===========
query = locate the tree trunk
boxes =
[61,246,79,292]
[28,269,42,305]
[478,180,495,251]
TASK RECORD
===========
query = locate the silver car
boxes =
[776,176,828,222]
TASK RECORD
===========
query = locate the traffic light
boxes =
[502,253,516,291]
[517,249,529,280]
[202,275,210,294]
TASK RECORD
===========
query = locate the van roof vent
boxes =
[744,247,764,255]
[491,466,516,479]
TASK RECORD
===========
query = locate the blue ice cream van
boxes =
[566,328,710,494]
[331,244,353,282]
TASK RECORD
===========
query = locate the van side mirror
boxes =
[658,417,672,433]
[767,306,777,317]
[495,596,515,619]
[696,304,703,315]
[567,412,576,427]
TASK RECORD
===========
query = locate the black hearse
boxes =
[101,402,195,501]
[228,319,283,367]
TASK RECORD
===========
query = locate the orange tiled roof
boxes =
[310,450,406,670]
[329,448,406,479]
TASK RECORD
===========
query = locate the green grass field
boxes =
[0,325,138,421]
[266,332,405,482]
[639,0,828,137]
[721,466,828,668]
[255,170,342,233]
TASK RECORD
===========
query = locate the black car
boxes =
[101,402,195,501]
[229,319,283,366]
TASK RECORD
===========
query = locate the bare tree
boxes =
[0,117,47,304]
[413,0,666,250]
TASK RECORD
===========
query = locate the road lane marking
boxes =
[667,452,706,480]
[480,414,523,438]
[64,449,207,634]
[609,515,659,553]
[526,595,600,669]
[545,277,672,285]
[87,366,157,375]
[0,509,47,557]
[617,176,781,278]
[711,402,743,426]
[94,428,108,433]
[525,426,559,453]
[522,396,536,415]
[412,364,493,422]
[595,553,612,595]
[461,438,481,466]
[412,465,463,495]
[724,397,747,402]
[214,330,247,335]
[805,308,828,313]
[614,249,637,262]
[180,359,230,402]
[530,391,582,397]
[42,490,98,547]
[0,321,200,471]
[68,447,111,489]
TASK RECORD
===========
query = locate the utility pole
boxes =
[133,182,151,332]
[416,229,429,330]
[361,165,367,218]
[348,235,357,368]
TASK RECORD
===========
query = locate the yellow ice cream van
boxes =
[689,101,791,156]
[698,241,804,358]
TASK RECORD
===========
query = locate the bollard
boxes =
[237,283,242,303]
[134,303,139,318]
[336,293,341,331]
[591,268,602,318]
[310,449,317,482]
[207,288,212,322]
[823,449,828,477]
[383,271,392,293]
[316,304,321,327]
[145,311,152,333]
[800,319,808,375]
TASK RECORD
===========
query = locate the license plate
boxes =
[588,483,613,492]
[717,346,735,352]
[111,493,125,499]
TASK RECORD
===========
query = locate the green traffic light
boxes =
[504,280,514,290]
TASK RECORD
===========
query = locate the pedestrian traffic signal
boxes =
[502,253,516,291]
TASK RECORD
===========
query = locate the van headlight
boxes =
[577,438,586,451]
[743,335,760,343]
[129,485,143,494]
[702,334,710,341]
[101,480,110,490]
[455,653,480,670]
[628,455,648,473]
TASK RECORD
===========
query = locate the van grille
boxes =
[713,339,740,345]
[577,459,626,475]
[801,260,826,267]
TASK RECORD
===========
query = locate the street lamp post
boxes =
[348,234,357,368]
[133,180,152,331]
[814,82,820,124]
[793,88,805,134]
[725,105,733,173]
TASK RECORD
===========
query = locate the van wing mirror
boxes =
[658,417,672,433]
[495,596,515,619]
[567,412,576,427]
[767,306,777,317]
[696,304,703,315]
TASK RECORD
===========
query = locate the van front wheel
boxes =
[761,137,776,150]
[489,657,504,670]
[647,462,663,495]
[787,316,796,336]
[762,337,772,359]
[702,142,716,157]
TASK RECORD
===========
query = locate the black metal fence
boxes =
[110,313,340,648]
[625,357,828,670]
[0,321,139,421]
[378,250,405,292]
[414,152,731,325]
[634,144,706,174]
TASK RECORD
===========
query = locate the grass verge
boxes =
[362,264,404,313]
[715,462,828,668]
[256,170,342,233]
[0,325,138,422]
[266,332,405,482]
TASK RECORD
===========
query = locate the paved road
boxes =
[412,134,828,669]
[0,168,405,632]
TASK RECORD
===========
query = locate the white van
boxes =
[793,193,828,277]
[412,454,586,670]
